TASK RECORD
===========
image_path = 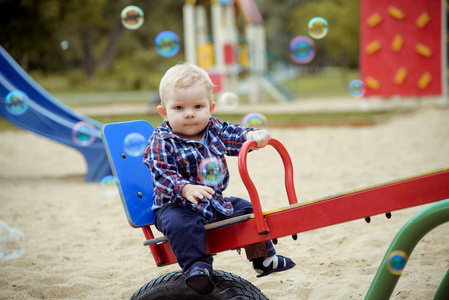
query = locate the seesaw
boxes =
[101,120,449,299]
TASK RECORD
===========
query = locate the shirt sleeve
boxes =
[216,119,249,156]
[143,135,190,204]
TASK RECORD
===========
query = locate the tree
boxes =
[287,0,360,70]
[0,0,185,81]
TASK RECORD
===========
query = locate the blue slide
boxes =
[0,45,112,182]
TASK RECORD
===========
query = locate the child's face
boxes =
[157,83,215,141]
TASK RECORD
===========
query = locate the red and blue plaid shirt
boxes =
[143,116,249,220]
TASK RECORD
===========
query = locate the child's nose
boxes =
[184,110,195,119]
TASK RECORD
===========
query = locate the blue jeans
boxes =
[154,196,276,273]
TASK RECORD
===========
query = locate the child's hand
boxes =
[246,130,271,150]
[181,184,215,204]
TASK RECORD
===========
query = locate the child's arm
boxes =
[246,130,271,150]
[181,184,215,204]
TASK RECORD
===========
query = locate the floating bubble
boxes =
[123,132,147,157]
[199,157,225,187]
[121,5,144,30]
[387,250,408,275]
[155,31,180,58]
[218,0,232,5]
[100,175,119,197]
[349,80,366,97]
[242,112,268,130]
[0,220,10,244]
[0,222,26,261]
[72,121,96,147]
[5,90,29,116]
[218,92,239,111]
[60,40,69,50]
[289,36,315,64]
[308,17,329,39]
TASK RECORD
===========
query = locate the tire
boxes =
[130,269,269,300]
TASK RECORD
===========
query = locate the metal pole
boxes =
[365,199,449,299]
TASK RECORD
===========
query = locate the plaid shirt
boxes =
[143,116,249,220]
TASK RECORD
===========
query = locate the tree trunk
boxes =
[82,27,96,80]
[101,21,124,69]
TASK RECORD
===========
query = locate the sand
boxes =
[0,98,448,299]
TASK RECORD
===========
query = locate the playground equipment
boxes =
[366,198,449,299]
[0,46,111,182]
[360,0,447,103]
[183,0,295,104]
[101,119,449,299]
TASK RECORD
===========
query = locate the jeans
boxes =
[154,196,276,273]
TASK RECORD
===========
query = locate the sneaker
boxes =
[185,263,214,295]
[253,255,296,278]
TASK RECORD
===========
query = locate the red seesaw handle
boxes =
[238,138,298,234]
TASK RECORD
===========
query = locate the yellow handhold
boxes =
[364,76,381,90]
[416,12,430,28]
[197,43,214,69]
[366,40,382,54]
[388,6,404,20]
[394,67,408,85]
[367,13,383,28]
[391,35,403,52]
[418,72,432,89]
[416,43,432,57]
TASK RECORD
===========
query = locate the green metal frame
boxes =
[366,198,449,299]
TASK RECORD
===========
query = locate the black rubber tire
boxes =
[129,270,269,300]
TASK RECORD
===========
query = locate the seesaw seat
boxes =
[101,120,287,267]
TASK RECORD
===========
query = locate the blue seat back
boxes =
[101,120,155,227]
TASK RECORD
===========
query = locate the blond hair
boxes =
[159,62,215,106]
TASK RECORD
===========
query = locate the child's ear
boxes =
[157,105,168,120]
[209,101,216,115]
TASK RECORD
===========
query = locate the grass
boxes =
[0,68,417,131]
[0,109,411,132]
[282,68,360,99]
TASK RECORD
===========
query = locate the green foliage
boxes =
[287,0,360,68]
[0,0,184,88]
[0,0,361,92]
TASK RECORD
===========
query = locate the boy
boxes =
[143,62,295,295]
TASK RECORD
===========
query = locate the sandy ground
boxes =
[0,98,448,299]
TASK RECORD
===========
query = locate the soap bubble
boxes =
[242,112,268,130]
[100,175,119,197]
[308,17,329,39]
[5,90,29,116]
[123,132,147,157]
[0,221,26,261]
[199,157,225,187]
[0,221,10,244]
[218,92,239,111]
[60,40,69,50]
[289,36,315,64]
[72,121,96,147]
[349,80,366,97]
[121,5,144,30]
[387,250,408,275]
[155,31,180,58]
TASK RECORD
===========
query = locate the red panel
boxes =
[360,0,442,97]
[208,72,223,93]
[224,43,235,65]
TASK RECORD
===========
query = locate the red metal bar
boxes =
[266,139,298,205]
[141,226,166,266]
[238,138,298,234]
[154,168,449,267]
[208,168,449,251]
